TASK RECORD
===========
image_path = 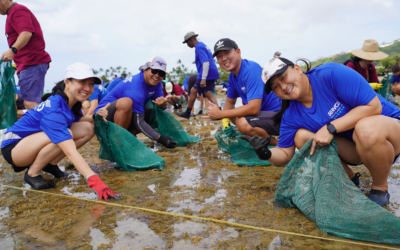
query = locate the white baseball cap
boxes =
[165,82,173,93]
[64,62,102,85]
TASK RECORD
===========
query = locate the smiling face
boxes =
[269,65,308,101]
[216,48,241,75]
[65,78,95,103]
[143,68,163,87]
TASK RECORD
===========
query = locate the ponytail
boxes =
[42,78,83,118]
[272,58,312,127]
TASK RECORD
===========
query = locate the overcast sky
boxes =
[0,0,399,91]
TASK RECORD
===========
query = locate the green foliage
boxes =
[169,59,196,83]
[94,66,132,82]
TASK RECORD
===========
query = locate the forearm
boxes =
[331,96,381,133]
[86,100,98,116]
[12,31,32,50]
[201,62,210,80]
[58,140,95,178]
[133,112,160,140]
[79,116,94,123]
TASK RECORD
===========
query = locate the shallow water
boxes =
[0,96,399,249]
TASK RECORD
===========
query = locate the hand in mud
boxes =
[87,174,122,201]
[310,125,334,156]
[240,135,272,160]
[95,103,110,122]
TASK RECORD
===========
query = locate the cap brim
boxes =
[70,74,103,85]
[351,49,388,61]
[182,34,198,43]
[212,47,234,58]
[263,66,289,94]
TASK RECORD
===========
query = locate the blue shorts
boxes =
[17,63,49,103]
[193,79,216,93]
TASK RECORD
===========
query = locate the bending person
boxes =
[0,62,120,201]
[82,84,109,116]
[176,32,220,119]
[243,57,400,206]
[204,38,281,145]
[164,81,187,109]
[95,57,178,148]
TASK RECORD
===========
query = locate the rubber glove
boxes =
[240,135,272,160]
[87,174,121,201]
[370,83,383,90]
[222,118,231,130]
[158,135,178,148]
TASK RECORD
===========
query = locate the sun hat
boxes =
[138,56,167,72]
[352,39,388,61]
[261,57,294,94]
[165,82,173,93]
[183,31,198,43]
[64,62,102,85]
[212,38,239,57]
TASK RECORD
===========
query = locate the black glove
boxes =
[158,135,178,148]
[240,135,272,160]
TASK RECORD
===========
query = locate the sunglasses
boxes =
[151,68,166,78]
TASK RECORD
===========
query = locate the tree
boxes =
[93,66,133,82]
[169,59,195,84]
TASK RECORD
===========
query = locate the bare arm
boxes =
[204,98,262,120]
[268,146,296,166]
[1,31,32,61]
[86,100,99,116]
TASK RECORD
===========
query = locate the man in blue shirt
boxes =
[96,57,177,148]
[203,38,281,145]
[82,84,109,116]
[106,77,123,92]
[176,32,220,119]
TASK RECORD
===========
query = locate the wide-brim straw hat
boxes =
[183,31,198,43]
[352,39,388,61]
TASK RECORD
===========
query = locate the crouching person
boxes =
[95,57,178,148]
[0,63,120,201]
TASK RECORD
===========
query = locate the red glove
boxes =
[87,175,121,201]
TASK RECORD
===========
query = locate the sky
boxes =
[0,0,399,92]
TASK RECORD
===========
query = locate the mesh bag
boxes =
[215,126,274,166]
[0,60,17,129]
[148,104,201,147]
[94,116,165,172]
[275,139,400,244]
[377,75,397,104]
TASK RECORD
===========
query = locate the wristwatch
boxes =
[327,122,337,135]
[11,47,17,54]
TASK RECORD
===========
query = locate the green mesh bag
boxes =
[0,60,17,129]
[215,126,275,166]
[148,104,201,147]
[275,139,400,244]
[94,116,165,172]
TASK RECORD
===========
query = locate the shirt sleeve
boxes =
[10,8,35,34]
[276,113,297,148]
[125,90,144,113]
[226,74,239,99]
[245,67,265,101]
[197,47,209,65]
[324,63,377,108]
[40,112,72,144]
[88,87,99,101]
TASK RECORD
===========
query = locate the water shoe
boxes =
[369,189,390,206]
[24,171,55,190]
[42,164,69,178]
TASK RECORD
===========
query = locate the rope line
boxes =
[0,183,398,250]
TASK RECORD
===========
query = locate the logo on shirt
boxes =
[35,100,51,112]
[156,61,166,66]
[216,41,224,49]
[328,101,344,119]
[147,91,155,97]
[241,87,247,94]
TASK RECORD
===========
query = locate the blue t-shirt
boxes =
[227,59,281,112]
[392,74,400,84]
[96,72,163,114]
[195,42,219,80]
[183,76,189,91]
[88,85,109,102]
[1,95,79,148]
[106,78,123,92]
[278,63,400,148]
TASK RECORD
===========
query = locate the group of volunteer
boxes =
[0,0,399,207]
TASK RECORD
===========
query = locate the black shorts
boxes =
[245,111,280,136]
[106,100,153,131]
[1,141,30,172]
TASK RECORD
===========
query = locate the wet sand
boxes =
[0,96,399,249]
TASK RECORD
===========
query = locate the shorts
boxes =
[193,79,216,93]
[245,111,280,136]
[1,141,30,172]
[106,100,153,131]
[17,63,49,103]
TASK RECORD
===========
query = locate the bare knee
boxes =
[236,118,254,135]
[68,129,74,138]
[116,98,133,112]
[353,119,380,149]
[294,128,314,149]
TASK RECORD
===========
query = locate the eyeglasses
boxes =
[151,68,166,78]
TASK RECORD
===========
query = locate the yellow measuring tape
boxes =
[0,183,398,250]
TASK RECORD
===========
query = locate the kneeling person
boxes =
[164,81,188,109]
[206,38,282,145]
[95,57,177,148]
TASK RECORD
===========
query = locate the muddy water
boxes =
[0,96,399,249]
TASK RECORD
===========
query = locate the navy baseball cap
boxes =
[212,38,238,58]
[262,57,294,94]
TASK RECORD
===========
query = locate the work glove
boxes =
[87,174,121,201]
[222,118,231,130]
[370,83,383,90]
[158,135,178,148]
[240,135,272,160]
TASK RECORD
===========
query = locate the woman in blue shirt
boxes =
[244,57,400,206]
[0,62,120,201]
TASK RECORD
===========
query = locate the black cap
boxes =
[212,38,238,58]
[262,57,294,95]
